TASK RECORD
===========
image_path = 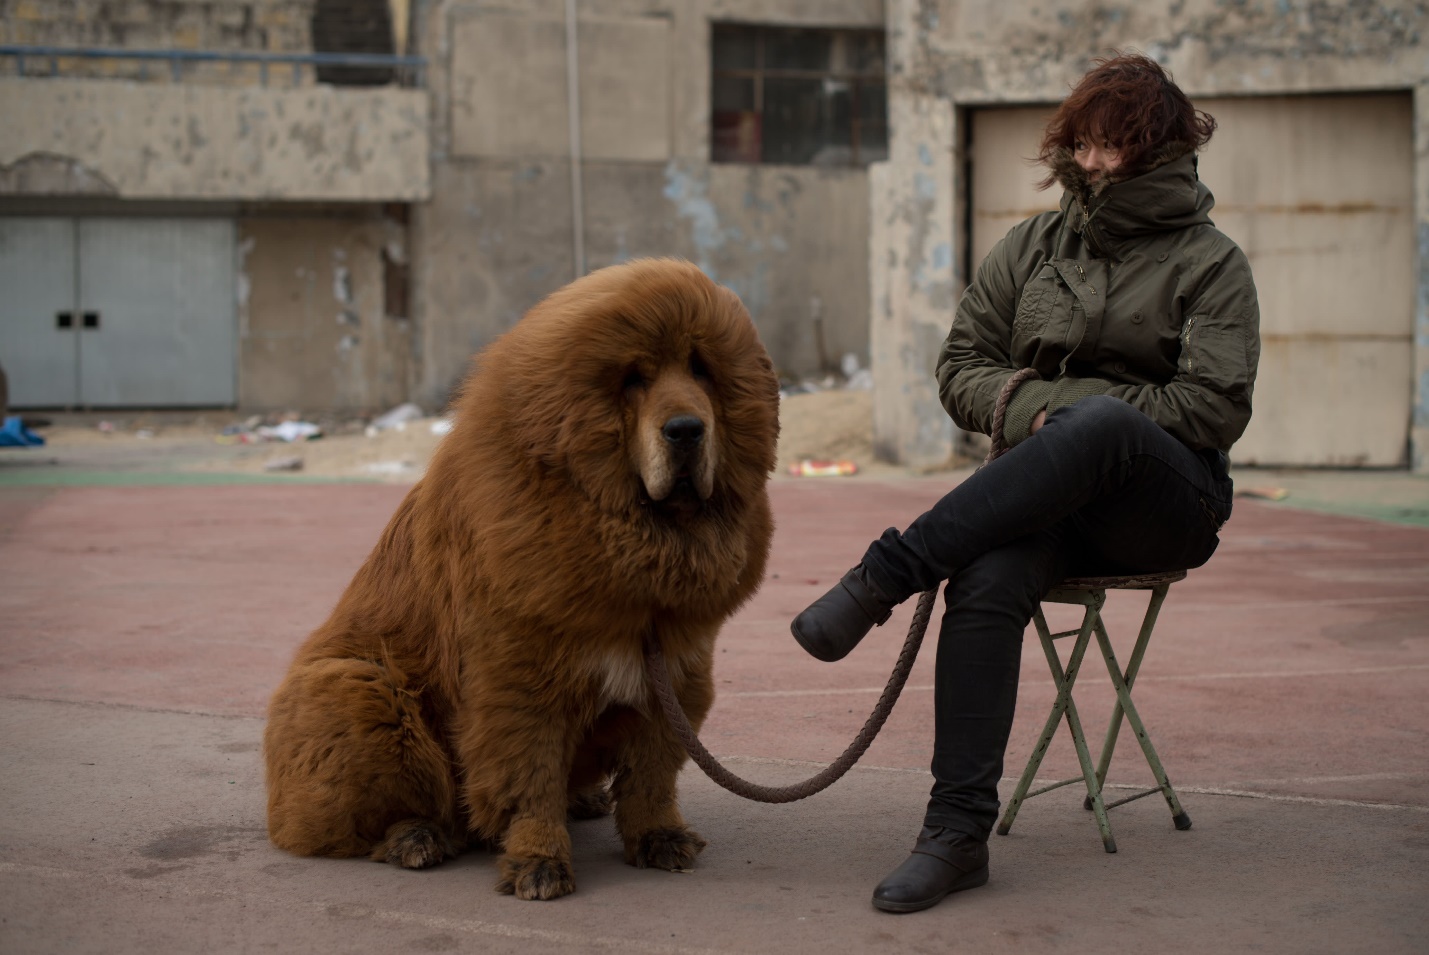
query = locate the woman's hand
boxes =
[1030,410,1047,434]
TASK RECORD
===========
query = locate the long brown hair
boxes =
[1037,52,1216,187]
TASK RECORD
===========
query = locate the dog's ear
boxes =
[497,344,630,505]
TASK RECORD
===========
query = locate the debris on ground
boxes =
[789,459,859,477]
[366,402,425,437]
[1237,487,1290,501]
[0,416,46,447]
[263,456,304,472]
[216,416,325,445]
[258,421,322,443]
[779,358,876,398]
[361,459,416,476]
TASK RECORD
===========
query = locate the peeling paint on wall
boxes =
[662,159,729,279]
[660,160,776,324]
[0,151,118,195]
[235,235,255,340]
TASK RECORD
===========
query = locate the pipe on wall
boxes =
[564,0,586,277]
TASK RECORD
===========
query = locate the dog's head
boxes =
[464,259,780,520]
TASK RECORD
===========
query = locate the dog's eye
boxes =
[689,353,710,382]
[622,369,646,392]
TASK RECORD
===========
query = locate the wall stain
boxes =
[662,159,730,279]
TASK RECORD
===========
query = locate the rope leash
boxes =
[643,367,1042,802]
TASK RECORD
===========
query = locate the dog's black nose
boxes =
[662,415,704,449]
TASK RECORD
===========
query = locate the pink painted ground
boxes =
[2,478,1427,954]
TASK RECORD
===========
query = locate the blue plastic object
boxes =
[0,416,45,447]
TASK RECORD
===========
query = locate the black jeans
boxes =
[858,395,1233,841]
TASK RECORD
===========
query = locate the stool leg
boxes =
[997,608,1061,837]
[1084,641,1127,812]
[998,602,1118,853]
[1083,584,1171,810]
[1096,604,1192,831]
[1062,607,1117,853]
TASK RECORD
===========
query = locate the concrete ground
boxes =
[1,454,1427,953]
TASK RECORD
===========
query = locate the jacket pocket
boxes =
[1181,314,1249,393]
[1012,265,1062,337]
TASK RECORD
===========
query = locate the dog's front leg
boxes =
[457,678,580,900]
[613,648,713,871]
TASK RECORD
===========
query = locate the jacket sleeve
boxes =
[934,235,1025,437]
[997,244,1261,452]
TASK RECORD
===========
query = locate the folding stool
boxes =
[996,570,1192,853]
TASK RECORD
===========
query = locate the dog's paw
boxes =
[371,820,455,870]
[567,785,614,821]
[496,854,576,900]
[625,826,707,871]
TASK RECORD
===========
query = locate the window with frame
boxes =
[711,23,888,167]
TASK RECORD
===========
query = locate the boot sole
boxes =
[871,865,989,914]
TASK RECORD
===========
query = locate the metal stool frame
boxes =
[996,571,1192,853]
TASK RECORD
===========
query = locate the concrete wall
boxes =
[410,0,884,407]
[0,0,314,51]
[873,0,1429,472]
[239,211,411,413]
[0,78,430,201]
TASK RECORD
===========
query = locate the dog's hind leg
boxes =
[371,818,460,868]
[566,734,617,820]
[567,784,614,820]
[264,656,458,866]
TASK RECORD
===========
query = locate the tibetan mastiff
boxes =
[263,259,779,900]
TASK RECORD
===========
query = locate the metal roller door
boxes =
[967,93,1414,467]
[0,217,237,408]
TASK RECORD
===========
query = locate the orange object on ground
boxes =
[788,459,858,477]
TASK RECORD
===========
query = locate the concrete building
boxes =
[0,0,428,413]
[1,0,886,417]
[408,0,886,408]
[3,1,1427,474]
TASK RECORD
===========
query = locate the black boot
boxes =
[790,566,897,662]
[871,826,989,914]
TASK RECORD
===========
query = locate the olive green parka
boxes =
[935,145,1260,452]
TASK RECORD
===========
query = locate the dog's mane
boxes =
[417,259,779,624]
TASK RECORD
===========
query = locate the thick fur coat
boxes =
[263,259,780,900]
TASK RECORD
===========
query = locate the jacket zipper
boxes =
[1182,315,1198,379]
[1073,262,1096,294]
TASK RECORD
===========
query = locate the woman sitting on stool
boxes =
[791,52,1261,914]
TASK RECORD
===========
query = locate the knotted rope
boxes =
[643,367,1041,802]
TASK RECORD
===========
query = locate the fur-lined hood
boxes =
[1047,142,1215,258]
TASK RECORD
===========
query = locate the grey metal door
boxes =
[0,217,80,406]
[78,218,237,406]
[0,216,236,408]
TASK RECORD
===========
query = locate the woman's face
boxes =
[1073,138,1124,181]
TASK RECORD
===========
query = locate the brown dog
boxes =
[263,259,779,900]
